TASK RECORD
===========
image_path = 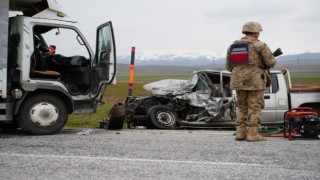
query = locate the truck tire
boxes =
[18,94,68,135]
[146,105,177,129]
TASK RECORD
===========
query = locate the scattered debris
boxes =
[77,129,92,135]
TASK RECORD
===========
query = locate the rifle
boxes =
[261,48,283,68]
[264,48,283,87]
[273,48,283,57]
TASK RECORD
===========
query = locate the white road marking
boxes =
[0,152,263,167]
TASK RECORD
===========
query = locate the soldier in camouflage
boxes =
[226,22,276,142]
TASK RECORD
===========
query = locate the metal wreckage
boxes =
[121,70,237,129]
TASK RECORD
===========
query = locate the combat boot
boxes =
[246,126,266,142]
[235,125,247,141]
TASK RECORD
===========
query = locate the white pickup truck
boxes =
[262,69,320,125]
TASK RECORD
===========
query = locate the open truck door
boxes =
[90,21,116,96]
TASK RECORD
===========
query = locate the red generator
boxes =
[283,107,320,141]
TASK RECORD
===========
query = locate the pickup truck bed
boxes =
[289,87,320,92]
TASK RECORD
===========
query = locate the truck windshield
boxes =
[40,27,90,59]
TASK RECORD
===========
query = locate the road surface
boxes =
[0,128,319,179]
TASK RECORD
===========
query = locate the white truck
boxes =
[0,0,116,134]
[262,69,320,125]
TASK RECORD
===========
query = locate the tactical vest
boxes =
[230,43,249,64]
[230,39,259,66]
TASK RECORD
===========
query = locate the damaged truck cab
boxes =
[125,70,236,129]
[0,0,116,134]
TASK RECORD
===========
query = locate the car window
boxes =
[194,79,208,92]
[264,73,279,94]
[271,74,279,93]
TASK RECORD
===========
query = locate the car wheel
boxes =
[18,94,68,135]
[146,105,177,129]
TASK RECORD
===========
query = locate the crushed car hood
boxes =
[143,71,224,108]
[143,72,198,96]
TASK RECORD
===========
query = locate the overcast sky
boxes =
[58,0,320,57]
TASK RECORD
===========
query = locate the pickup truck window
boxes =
[271,73,279,93]
[264,73,279,94]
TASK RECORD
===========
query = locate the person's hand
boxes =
[280,67,287,75]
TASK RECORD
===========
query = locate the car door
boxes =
[90,21,116,96]
[261,73,278,124]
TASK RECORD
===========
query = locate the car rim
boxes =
[29,102,59,127]
[156,111,175,126]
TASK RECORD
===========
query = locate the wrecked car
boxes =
[125,70,236,129]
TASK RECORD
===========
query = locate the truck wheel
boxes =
[18,94,68,135]
[146,105,177,129]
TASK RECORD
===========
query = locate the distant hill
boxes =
[275,53,320,74]
[117,64,200,76]
[117,52,320,76]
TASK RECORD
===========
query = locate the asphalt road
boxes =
[0,128,319,180]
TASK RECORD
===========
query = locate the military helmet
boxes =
[242,22,263,34]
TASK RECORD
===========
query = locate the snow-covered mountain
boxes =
[117,49,320,69]
[117,49,225,67]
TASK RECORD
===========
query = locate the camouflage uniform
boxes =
[226,22,276,141]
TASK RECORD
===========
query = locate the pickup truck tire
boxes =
[18,94,68,135]
[146,105,177,129]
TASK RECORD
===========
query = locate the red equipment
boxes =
[283,107,319,141]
